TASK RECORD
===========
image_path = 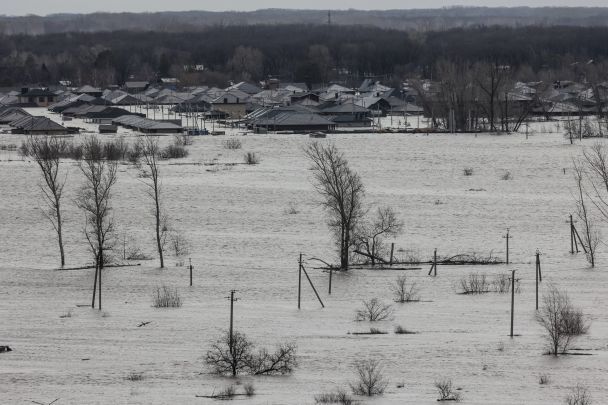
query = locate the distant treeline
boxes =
[2,24,608,87]
[3,7,608,35]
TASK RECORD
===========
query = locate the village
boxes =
[2,6,608,405]
[1,75,606,137]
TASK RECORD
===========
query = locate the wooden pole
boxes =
[428,248,437,276]
[510,269,516,337]
[328,268,332,295]
[389,243,395,266]
[301,264,325,308]
[189,258,193,287]
[537,251,542,282]
[570,214,575,254]
[535,253,539,311]
[91,262,98,308]
[506,229,510,264]
[298,254,302,309]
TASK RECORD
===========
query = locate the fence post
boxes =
[389,243,395,266]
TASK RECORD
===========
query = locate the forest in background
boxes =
[1,23,608,88]
[3,7,608,35]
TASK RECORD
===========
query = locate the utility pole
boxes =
[510,269,516,338]
[189,258,193,287]
[503,228,512,264]
[226,289,239,370]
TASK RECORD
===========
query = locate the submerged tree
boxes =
[354,206,403,265]
[26,136,67,267]
[138,135,167,268]
[536,286,589,356]
[573,159,600,267]
[75,136,118,308]
[304,142,365,270]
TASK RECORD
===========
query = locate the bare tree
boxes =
[354,206,403,265]
[205,330,254,377]
[474,62,510,132]
[583,143,608,193]
[536,286,589,356]
[205,330,297,377]
[75,136,118,307]
[26,136,67,267]
[573,160,600,267]
[138,135,166,268]
[350,359,388,397]
[304,142,365,270]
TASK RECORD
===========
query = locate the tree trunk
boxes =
[154,184,164,269]
[56,199,65,267]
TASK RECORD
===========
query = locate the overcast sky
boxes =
[2,1,608,16]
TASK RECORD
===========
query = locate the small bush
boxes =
[244,151,260,165]
[223,139,242,150]
[435,378,461,401]
[315,388,354,405]
[67,143,83,160]
[492,273,521,293]
[152,286,182,308]
[162,144,188,159]
[392,275,420,303]
[459,273,490,294]
[244,383,255,397]
[103,138,129,161]
[539,374,550,385]
[501,171,513,180]
[463,167,474,176]
[217,385,236,399]
[285,202,299,215]
[394,325,416,335]
[369,327,387,334]
[126,372,144,381]
[566,384,592,405]
[355,298,393,322]
[350,359,388,397]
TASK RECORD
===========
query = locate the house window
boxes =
[39,97,45,103]
[236,98,240,103]
[224,98,228,104]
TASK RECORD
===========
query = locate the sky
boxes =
[2,1,608,16]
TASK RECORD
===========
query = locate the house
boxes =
[75,85,103,98]
[211,90,251,119]
[18,88,57,107]
[112,115,183,134]
[124,81,150,93]
[318,102,372,127]
[0,107,31,124]
[9,116,69,135]
[246,106,335,132]
[226,81,262,96]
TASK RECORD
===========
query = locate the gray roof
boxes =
[112,115,182,131]
[254,111,334,127]
[10,116,67,131]
[320,102,369,114]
